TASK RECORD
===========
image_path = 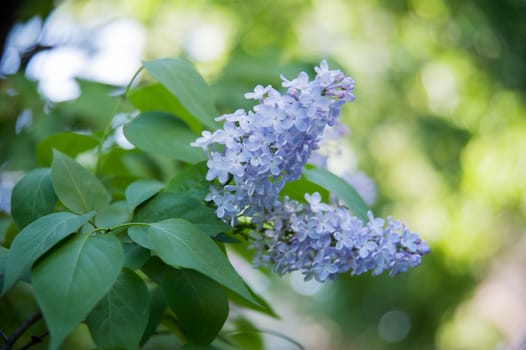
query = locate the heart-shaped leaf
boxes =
[162,268,228,344]
[2,211,94,294]
[10,168,57,229]
[148,219,257,305]
[87,268,149,350]
[123,111,206,164]
[51,150,110,214]
[32,234,123,350]
[142,58,220,130]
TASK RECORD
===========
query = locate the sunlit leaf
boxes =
[303,166,369,222]
[123,111,206,164]
[87,268,149,350]
[143,58,220,130]
[10,168,57,228]
[33,234,123,350]
[162,268,229,344]
[51,150,110,214]
[2,211,95,294]
[128,83,202,132]
[148,218,257,305]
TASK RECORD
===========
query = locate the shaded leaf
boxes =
[128,226,151,249]
[32,234,123,350]
[162,268,228,344]
[166,162,209,200]
[125,179,164,212]
[143,58,220,130]
[51,150,110,214]
[87,268,149,350]
[11,168,57,228]
[134,192,230,237]
[2,211,95,294]
[140,286,166,345]
[0,246,7,292]
[303,166,369,222]
[94,201,131,228]
[122,242,150,270]
[281,173,329,203]
[148,219,257,305]
[123,111,205,164]
[36,132,99,166]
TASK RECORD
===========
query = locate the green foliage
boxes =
[2,211,95,293]
[148,218,257,305]
[51,150,110,214]
[86,268,150,350]
[125,179,164,212]
[36,132,99,166]
[2,57,298,349]
[142,58,220,130]
[10,168,57,228]
[303,166,369,222]
[162,268,229,344]
[32,234,123,350]
[123,111,206,163]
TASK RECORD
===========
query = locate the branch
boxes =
[19,331,48,350]
[0,311,42,350]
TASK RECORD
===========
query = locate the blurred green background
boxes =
[1,0,525,349]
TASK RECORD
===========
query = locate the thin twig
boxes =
[19,331,48,350]
[0,311,42,350]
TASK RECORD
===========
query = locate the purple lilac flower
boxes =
[192,60,355,225]
[192,60,429,281]
[250,194,430,282]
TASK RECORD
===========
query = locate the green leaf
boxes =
[148,218,257,305]
[2,211,95,293]
[87,268,149,350]
[227,318,265,350]
[123,111,206,164]
[303,166,369,222]
[166,162,209,200]
[181,345,222,350]
[125,179,164,212]
[51,150,110,214]
[128,226,151,249]
[162,268,229,345]
[0,246,8,292]
[122,242,150,270]
[134,192,230,237]
[36,132,99,166]
[128,83,202,132]
[281,174,329,203]
[140,286,166,345]
[94,201,131,228]
[10,168,57,228]
[227,284,278,319]
[143,58,220,130]
[32,234,123,350]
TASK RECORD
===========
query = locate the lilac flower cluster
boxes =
[192,60,429,281]
[192,60,355,225]
[250,193,429,282]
